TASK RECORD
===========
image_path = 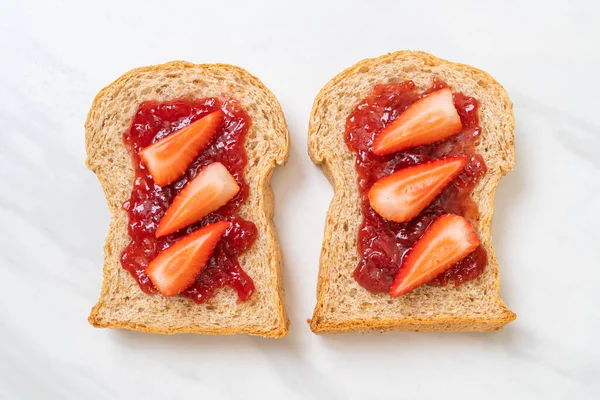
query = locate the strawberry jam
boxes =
[346,79,488,293]
[121,98,256,303]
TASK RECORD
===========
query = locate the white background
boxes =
[1,0,599,398]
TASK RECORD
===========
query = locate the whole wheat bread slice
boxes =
[86,61,289,337]
[308,51,516,333]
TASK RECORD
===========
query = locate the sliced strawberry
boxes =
[147,221,230,297]
[139,110,223,186]
[156,162,240,237]
[368,156,465,223]
[372,88,463,155]
[390,214,480,297]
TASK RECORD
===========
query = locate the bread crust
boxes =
[308,51,516,334]
[86,61,289,337]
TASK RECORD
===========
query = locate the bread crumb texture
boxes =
[85,61,290,338]
[308,51,516,334]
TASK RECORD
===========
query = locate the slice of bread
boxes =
[308,51,516,333]
[86,61,289,338]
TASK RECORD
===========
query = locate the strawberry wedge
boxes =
[390,214,480,297]
[147,221,230,297]
[372,88,462,155]
[139,110,223,186]
[156,162,240,237]
[368,156,466,223]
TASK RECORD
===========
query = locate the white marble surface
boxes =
[1,0,599,398]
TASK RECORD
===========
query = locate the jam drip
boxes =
[121,98,256,303]
[345,79,488,293]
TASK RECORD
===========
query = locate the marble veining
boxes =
[0,0,599,399]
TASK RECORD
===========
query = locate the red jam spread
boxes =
[346,78,488,293]
[121,98,256,303]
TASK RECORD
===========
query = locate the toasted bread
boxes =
[308,51,516,333]
[86,61,289,337]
